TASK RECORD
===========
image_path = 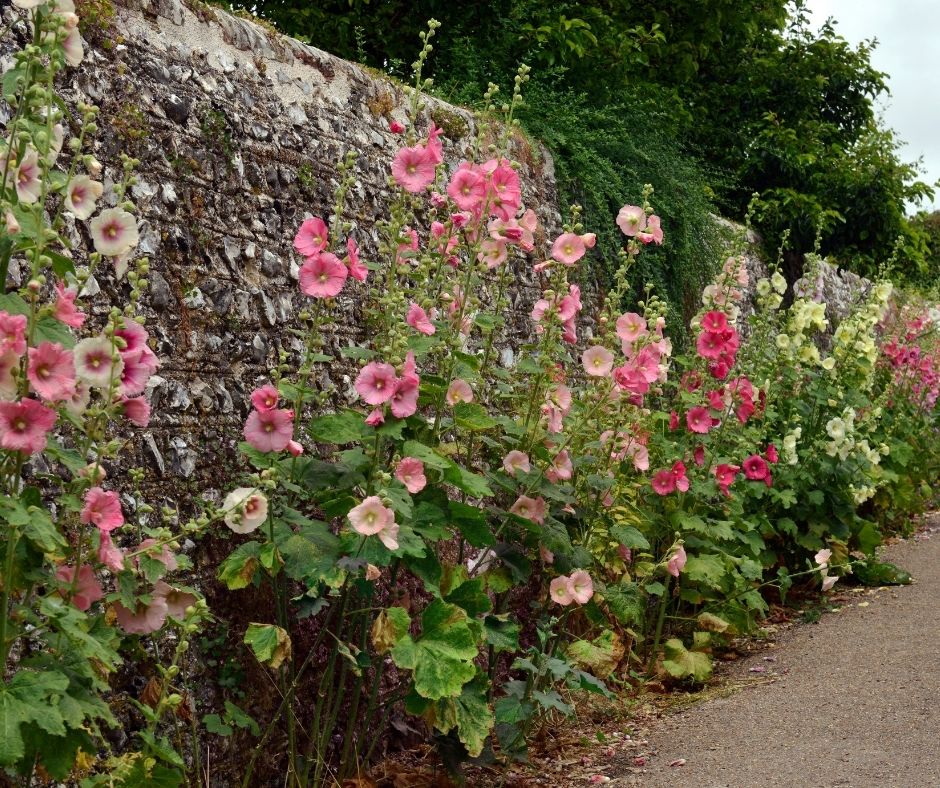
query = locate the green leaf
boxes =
[610,524,650,550]
[202,714,233,736]
[22,505,66,556]
[601,581,645,626]
[697,612,730,632]
[308,411,370,444]
[662,638,712,682]
[565,630,623,677]
[453,402,498,431]
[682,554,727,587]
[428,676,495,758]
[371,607,411,654]
[402,440,451,470]
[0,670,70,766]
[390,600,479,700]
[531,689,573,715]
[223,701,261,736]
[138,730,185,768]
[483,615,520,653]
[445,578,492,617]
[339,345,377,361]
[244,623,291,670]
[449,500,494,547]
[218,542,262,590]
[443,462,493,498]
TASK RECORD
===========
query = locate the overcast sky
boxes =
[806,0,940,212]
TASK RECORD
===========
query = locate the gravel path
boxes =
[620,520,940,788]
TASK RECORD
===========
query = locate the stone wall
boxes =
[3,0,562,502]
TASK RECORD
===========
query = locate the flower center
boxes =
[13,418,26,431]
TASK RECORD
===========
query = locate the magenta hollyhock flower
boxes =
[406,302,436,335]
[765,444,779,464]
[250,384,280,412]
[582,345,614,377]
[395,457,427,494]
[243,408,293,452]
[651,469,676,496]
[671,461,690,492]
[114,320,149,353]
[696,330,728,360]
[115,596,169,635]
[669,410,679,431]
[120,396,151,427]
[80,487,124,533]
[509,495,546,525]
[742,454,769,481]
[154,581,198,621]
[64,174,104,220]
[56,565,104,611]
[222,487,269,534]
[365,408,384,426]
[666,546,687,577]
[345,237,368,282]
[446,378,473,406]
[613,365,650,395]
[502,450,531,476]
[97,533,125,572]
[74,336,123,389]
[293,217,329,256]
[693,445,705,466]
[348,496,395,536]
[0,398,57,454]
[389,119,405,134]
[685,406,714,435]
[551,233,586,265]
[89,208,139,257]
[616,204,646,236]
[714,463,740,496]
[616,312,648,345]
[27,342,76,402]
[701,310,729,333]
[391,144,436,193]
[550,576,575,605]
[0,311,27,356]
[355,362,398,406]
[299,252,348,298]
[53,281,86,328]
[568,570,594,604]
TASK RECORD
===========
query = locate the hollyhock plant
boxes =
[395,457,427,494]
[223,487,269,534]
[568,570,594,604]
[74,336,123,389]
[294,217,329,256]
[348,496,395,537]
[56,565,104,611]
[814,548,832,568]
[637,214,664,245]
[243,407,294,453]
[345,237,368,281]
[251,384,280,412]
[502,450,531,476]
[551,233,586,265]
[510,495,547,525]
[64,174,103,220]
[15,149,42,203]
[550,576,575,606]
[356,362,399,406]
[651,469,676,496]
[80,487,124,533]
[685,406,714,435]
[714,463,740,496]
[0,398,57,454]
[120,396,150,427]
[391,144,435,193]
[446,378,474,406]
[616,204,646,236]
[671,461,690,492]
[154,581,198,621]
[299,253,348,298]
[390,370,419,418]
[115,596,169,635]
[135,539,179,572]
[27,341,75,401]
[582,345,614,377]
[118,347,159,397]
[0,311,27,356]
[89,207,139,257]
[53,281,86,328]
[97,533,125,573]
[616,312,647,345]
[742,454,769,482]
[447,166,486,211]
[666,546,687,578]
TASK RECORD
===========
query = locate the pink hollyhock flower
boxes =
[765,444,779,464]
[89,208,139,257]
[135,538,178,572]
[666,546,687,577]
[243,407,294,452]
[14,149,41,203]
[562,317,578,345]
[547,449,573,482]
[392,144,436,193]
[0,312,27,356]
[299,252,348,298]
[637,214,664,245]
[551,233,586,265]
[355,362,399,406]
[396,227,420,265]
[395,457,427,494]
[120,396,151,427]
[287,440,304,456]
[634,347,662,383]
[669,410,679,431]
[550,576,575,605]
[65,175,104,220]
[581,232,597,248]
[616,204,646,236]
[81,487,124,532]
[406,302,436,335]
[118,347,159,398]
[97,533,125,572]
[616,312,648,345]
[345,237,368,282]
[510,495,546,525]
[294,217,329,256]
[154,581,198,620]
[582,345,614,377]
[696,330,728,360]
[478,238,508,268]
[114,320,149,353]
[543,405,564,433]
[0,398,57,454]
[613,365,650,395]
[539,544,555,564]
[223,487,269,534]
[365,408,385,426]
[4,210,18,234]
[27,341,75,402]
[714,463,740,496]
[814,548,832,568]
[251,384,280,412]
[375,519,399,550]
[628,442,650,472]
[446,378,473,406]
[821,573,839,592]
[426,121,444,164]
[502,450,531,476]
[53,281,86,328]
[62,25,84,66]
[115,596,169,635]
[56,565,103,611]
[701,310,729,333]
[671,461,690,492]
[569,570,594,604]
[390,371,419,419]
[488,164,522,221]
[64,381,90,417]
[694,445,705,466]
[488,217,524,243]
[447,166,486,211]
[686,406,714,435]
[518,209,538,252]
[74,336,123,389]
[706,389,726,412]
[651,469,676,496]
[348,496,395,536]
[742,454,769,481]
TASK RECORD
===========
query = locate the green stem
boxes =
[647,574,672,671]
